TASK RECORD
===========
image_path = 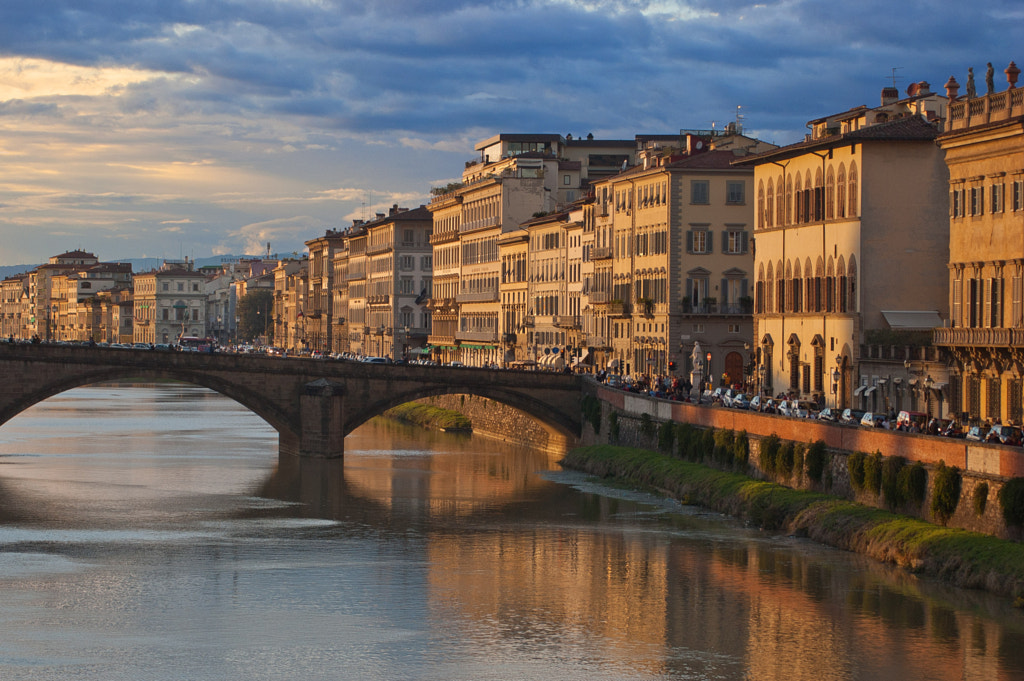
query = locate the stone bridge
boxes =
[0,344,583,458]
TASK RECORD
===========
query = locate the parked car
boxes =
[779,400,818,418]
[730,393,752,410]
[895,411,928,432]
[987,424,1024,445]
[965,425,987,441]
[840,409,866,425]
[860,412,886,428]
[362,356,390,364]
[817,407,840,422]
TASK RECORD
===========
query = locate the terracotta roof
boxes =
[734,115,940,166]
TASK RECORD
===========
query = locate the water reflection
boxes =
[0,385,1022,681]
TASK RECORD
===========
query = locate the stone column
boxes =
[298,378,346,458]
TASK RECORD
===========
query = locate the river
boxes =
[0,383,1022,680]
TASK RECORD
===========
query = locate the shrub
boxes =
[973,481,990,517]
[898,462,928,507]
[700,427,716,463]
[608,411,619,443]
[734,430,750,468]
[760,434,781,475]
[998,477,1024,526]
[581,394,602,433]
[714,429,735,466]
[793,444,805,484]
[658,420,675,454]
[640,412,655,437]
[931,461,962,525]
[848,452,867,491]
[778,441,795,478]
[805,440,828,483]
[674,423,697,460]
[881,455,907,508]
[863,451,883,495]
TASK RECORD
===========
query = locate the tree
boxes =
[237,289,275,343]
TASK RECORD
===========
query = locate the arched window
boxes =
[776,176,785,226]
[815,257,824,313]
[790,259,798,311]
[804,258,814,313]
[766,179,774,228]
[837,164,847,219]
[814,168,823,221]
[794,174,803,223]
[776,260,786,313]
[756,263,766,314]
[837,255,847,312]
[848,256,858,313]
[826,257,835,312]
[785,261,794,312]
[805,169,814,222]
[757,181,765,230]
[785,176,793,225]
[825,167,835,220]
[848,162,858,218]
[766,262,774,313]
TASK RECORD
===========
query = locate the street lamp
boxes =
[924,375,934,418]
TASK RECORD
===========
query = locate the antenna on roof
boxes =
[889,67,904,89]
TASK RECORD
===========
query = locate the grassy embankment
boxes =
[385,402,471,432]
[563,444,1024,601]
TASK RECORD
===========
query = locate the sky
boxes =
[0,1,1021,267]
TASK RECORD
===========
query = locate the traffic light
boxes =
[668,361,676,371]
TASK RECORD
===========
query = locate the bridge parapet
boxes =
[0,343,583,458]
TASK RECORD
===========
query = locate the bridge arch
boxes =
[0,345,583,458]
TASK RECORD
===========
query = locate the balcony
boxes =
[680,300,753,316]
[608,302,631,318]
[933,326,1024,347]
[947,86,1024,132]
[590,246,613,260]
[520,315,535,327]
[456,330,499,343]
[460,215,501,233]
[554,315,580,329]
[367,295,390,305]
[588,291,611,304]
[456,289,499,303]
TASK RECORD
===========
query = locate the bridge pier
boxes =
[297,379,347,458]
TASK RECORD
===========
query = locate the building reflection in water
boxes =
[259,417,1024,681]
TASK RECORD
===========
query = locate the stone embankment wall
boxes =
[584,383,1022,540]
[420,394,562,453]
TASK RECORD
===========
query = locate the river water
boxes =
[0,384,1023,681]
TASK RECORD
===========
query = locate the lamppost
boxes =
[757,364,766,409]
[924,375,934,418]
[834,354,843,409]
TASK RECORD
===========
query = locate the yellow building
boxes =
[934,61,1024,424]
[739,83,950,409]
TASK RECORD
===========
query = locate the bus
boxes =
[177,336,218,353]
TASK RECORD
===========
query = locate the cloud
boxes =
[0,1,1021,263]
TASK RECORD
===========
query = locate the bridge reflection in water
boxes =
[258,417,1024,681]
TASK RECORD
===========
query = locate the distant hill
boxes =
[0,255,267,280]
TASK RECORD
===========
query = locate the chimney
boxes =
[881,86,899,105]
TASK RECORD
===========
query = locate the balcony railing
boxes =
[367,295,390,305]
[455,330,499,343]
[681,300,753,315]
[933,326,1024,347]
[590,246,613,260]
[455,289,499,303]
[588,291,611,304]
[554,315,580,329]
[947,87,1024,132]
[608,302,631,318]
[521,315,535,327]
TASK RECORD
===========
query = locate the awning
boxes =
[881,310,943,330]
[854,385,867,396]
[930,382,948,391]
[865,386,877,396]
[893,377,902,384]
[609,359,620,369]
[877,378,888,385]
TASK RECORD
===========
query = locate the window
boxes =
[163,283,169,292]
[727,324,740,333]
[687,228,711,254]
[420,255,432,269]
[563,174,571,186]
[726,181,745,204]
[1014,180,1024,212]
[724,230,748,254]
[991,183,1004,213]
[399,256,414,270]
[970,186,984,216]
[400,277,414,294]
[177,283,184,292]
[951,188,964,218]
[691,180,709,205]
[192,283,199,292]
[692,323,705,333]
